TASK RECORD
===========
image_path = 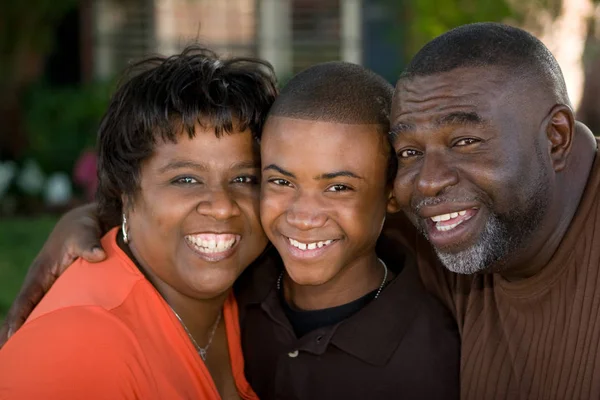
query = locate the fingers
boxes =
[80,246,107,263]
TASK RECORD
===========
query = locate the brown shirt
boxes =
[381,144,600,399]
[234,249,460,400]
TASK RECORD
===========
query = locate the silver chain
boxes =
[277,258,389,299]
[170,307,221,361]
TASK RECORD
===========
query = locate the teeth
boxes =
[185,234,238,254]
[431,209,470,223]
[436,221,462,231]
[288,238,334,251]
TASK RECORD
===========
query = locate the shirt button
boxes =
[288,350,299,358]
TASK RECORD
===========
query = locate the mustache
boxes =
[411,196,482,213]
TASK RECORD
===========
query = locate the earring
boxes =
[122,213,129,244]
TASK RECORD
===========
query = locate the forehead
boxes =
[149,125,257,166]
[261,117,387,169]
[391,67,511,127]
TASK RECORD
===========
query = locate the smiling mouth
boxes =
[287,237,335,251]
[429,209,476,232]
[185,233,241,260]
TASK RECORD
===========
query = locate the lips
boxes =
[185,233,241,262]
[283,235,339,260]
[421,207,483,249]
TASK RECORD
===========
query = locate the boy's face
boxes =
[260,116,396,286]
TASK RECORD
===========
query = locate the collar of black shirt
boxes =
[234,239,429,366]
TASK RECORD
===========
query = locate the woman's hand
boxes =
[0,203,107,348]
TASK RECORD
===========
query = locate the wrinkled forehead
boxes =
[390,67,512,127]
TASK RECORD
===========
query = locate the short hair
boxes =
[400,22,571,106]
[268,61,397,183]
[97,45,278,226]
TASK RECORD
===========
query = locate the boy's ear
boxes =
[386,192,400,214]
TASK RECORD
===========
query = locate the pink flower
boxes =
[73,150,98,201]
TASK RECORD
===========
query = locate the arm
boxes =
[0,203,107,348]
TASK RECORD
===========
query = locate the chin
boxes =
[286,265,332,286]
[186,269,239,298]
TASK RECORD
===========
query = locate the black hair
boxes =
[268,61,397,184]
[400,22,571,106]
[96,45,278,226]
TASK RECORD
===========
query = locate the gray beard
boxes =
[420,188,548,275]
[433,212,519,274]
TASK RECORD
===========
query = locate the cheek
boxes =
[392,171,414,208]
[259,190,290,229]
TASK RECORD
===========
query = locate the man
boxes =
[385,22,599,399]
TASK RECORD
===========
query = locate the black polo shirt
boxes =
[234,246,460,400]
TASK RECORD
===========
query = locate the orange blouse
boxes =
[0,227,258,400]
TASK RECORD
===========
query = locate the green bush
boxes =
[0,216,58,322]
[23,81,113,175]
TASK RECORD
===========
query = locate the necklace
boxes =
[170,307,221,361]
[276,258,389,299]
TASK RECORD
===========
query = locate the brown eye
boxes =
[398,149,421,158]
[232,175,258,184]
[326,184,351,192]
[174,176,198,184]
[455,138,479,146]
[269,178,293,187]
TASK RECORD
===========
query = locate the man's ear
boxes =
[544,104,575,172]
[386,191,400,214]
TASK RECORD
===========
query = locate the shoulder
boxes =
[28,238,145,322]
[0,306,150,399]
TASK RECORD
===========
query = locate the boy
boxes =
[2,62,459,399]
[237,61,459,399]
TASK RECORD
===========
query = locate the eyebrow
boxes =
[435,111,484,127]
[316,171,364,180]
[158,160,208,173]
[263,164,296,178]
[230,160,260,170]
[159,160,259,174]
[389,111,485,139]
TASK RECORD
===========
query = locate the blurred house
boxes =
[56,0,403,85]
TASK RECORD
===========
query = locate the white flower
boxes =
[17,159,45,196]
[44,173,72,206]
[0,161,17,200]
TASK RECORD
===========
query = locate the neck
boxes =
[119,236,226,344]
[499,124,597,281]
[283,252,388,310]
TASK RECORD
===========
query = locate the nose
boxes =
[285,191,327,231]
[196,188,241,220]
[416,150,458,197]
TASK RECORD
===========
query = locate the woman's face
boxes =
[125,125,268,300]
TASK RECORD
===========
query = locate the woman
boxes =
[0,46,277,399]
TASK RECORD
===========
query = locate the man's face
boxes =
[390,67,553,274]
[260,116,392,286]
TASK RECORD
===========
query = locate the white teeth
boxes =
[186,235,237,254]
[288,238,334,251]
[436,221,462,231]
[431,209,470,223]
[431,209,475,232]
